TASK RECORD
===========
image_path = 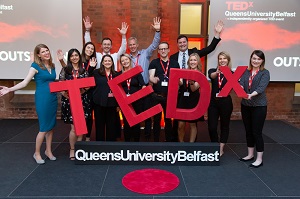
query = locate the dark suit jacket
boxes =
[170,37,221,61]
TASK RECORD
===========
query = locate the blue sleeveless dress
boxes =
[32,63,57,132]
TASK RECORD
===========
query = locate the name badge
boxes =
[184,92,190,97]
[161,81,168,87]
[108,92,114,97]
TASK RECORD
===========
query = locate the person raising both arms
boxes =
[83,16,128,70]
[128,16,161,141]
[0,44,57,164]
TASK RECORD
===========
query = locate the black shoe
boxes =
[249,162,263,168]
[239,157,254,162]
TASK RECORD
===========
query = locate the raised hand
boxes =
[57,49,64,61]
[117,22,129,35]
[90,57,97,67]
[0,86,10,97]
[151,17,161,32]
[83,16,93,30]
[215,20,224,34]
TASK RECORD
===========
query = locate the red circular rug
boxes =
[122,169,180,194]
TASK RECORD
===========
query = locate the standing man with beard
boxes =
[149,42,180,142]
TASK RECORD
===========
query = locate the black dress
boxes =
[121,72,145,142]
[177,79,200,123]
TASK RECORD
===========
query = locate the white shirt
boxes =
[178,49,189,69]
[84,31,127,71]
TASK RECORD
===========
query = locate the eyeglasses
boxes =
[158,48,169,51]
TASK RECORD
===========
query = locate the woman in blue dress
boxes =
[0,44,57,164]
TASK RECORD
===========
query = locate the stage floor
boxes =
[0,119,300,198]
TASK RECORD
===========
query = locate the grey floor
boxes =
[0,119,300,198]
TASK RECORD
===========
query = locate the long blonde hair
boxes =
[33,44,54,69]
[187,53,201,71]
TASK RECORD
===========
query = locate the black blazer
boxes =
[170,37,221,61]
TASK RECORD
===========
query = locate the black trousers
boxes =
[123,100,143,142]
[94,105,118,141]
[143,94,152,137]
[85,90,94,138]
[151,94,173,142]
[208,96,233,143]
[241,104,267,152]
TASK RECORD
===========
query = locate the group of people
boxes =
[0,16,270,169]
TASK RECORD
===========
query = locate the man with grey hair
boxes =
[128,17,161,141]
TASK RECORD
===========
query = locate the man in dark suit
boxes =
[170,20,224,68]
[170,20,224,141]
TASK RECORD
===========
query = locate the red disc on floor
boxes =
[122,169,180,194]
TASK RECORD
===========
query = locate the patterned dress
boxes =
[59,68,91,124]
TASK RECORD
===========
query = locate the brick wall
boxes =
[1,0,299,128]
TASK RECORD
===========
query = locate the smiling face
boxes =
[70,51,80,65]
[251,54,264,69]
[102,56,113,70]
[85,44,95,58]
[120,56,131,70]
[128,38,139,54]
[177,37,188,52]
[102,39,112,54]
[218,55,229,67]
[38,47,51,61]
[158,43,170,59]
[188,55,198,70]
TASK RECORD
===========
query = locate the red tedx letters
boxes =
[49,77,95,135]
[49,66,247,135]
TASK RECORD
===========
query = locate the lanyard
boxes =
[105,72,112,81]
[185,79,189,91]
[248,69,259,90]
[218,73,224,89]
[134,55,140,66]
[160,59,170,79]
[83,60,90,71]
[72,70,79,79]
[126,78,131,92]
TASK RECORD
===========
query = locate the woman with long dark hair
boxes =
[57,42,97,141]
[93,54,121,141]
[60,48,91,160]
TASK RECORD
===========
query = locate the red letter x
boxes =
[217,66,248,98]
[50,77,95,135]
